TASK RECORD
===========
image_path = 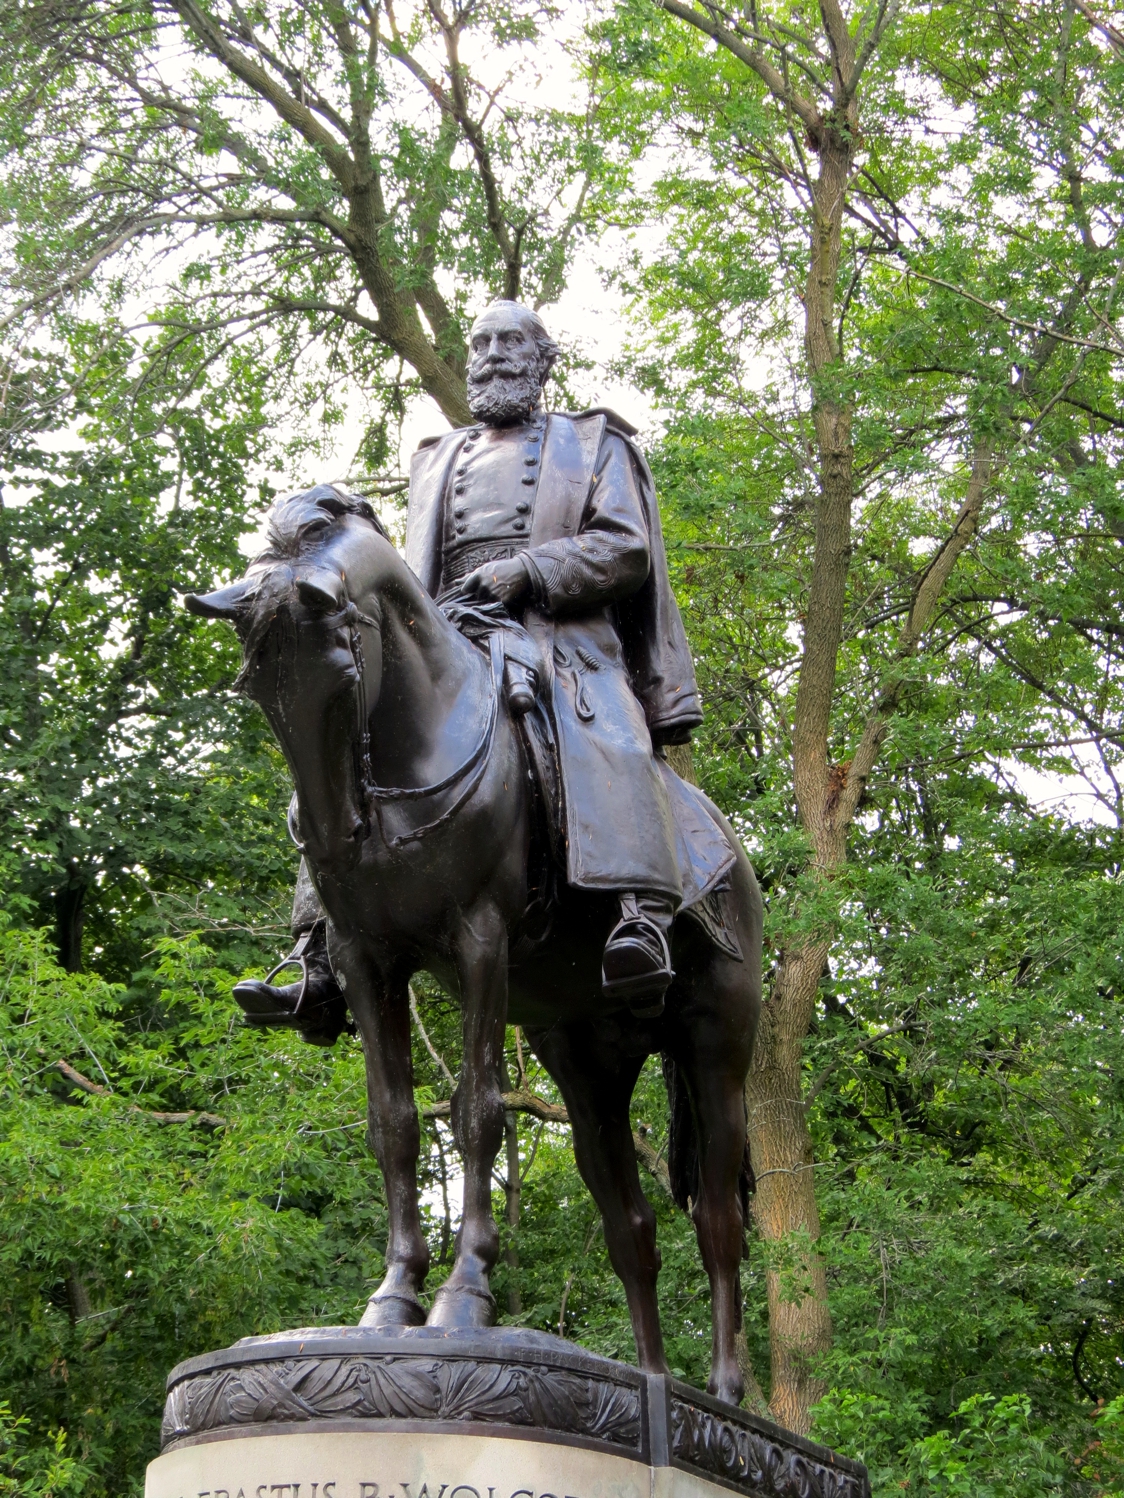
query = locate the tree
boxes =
[594,0,1124,1431]
[0,0,619,436]
[0,339,296,976]
[3,4,1124,1491]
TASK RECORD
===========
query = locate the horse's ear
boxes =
[185,580,254,619]
[296,569,345,614]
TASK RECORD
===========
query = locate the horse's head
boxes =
[186,485,390,863]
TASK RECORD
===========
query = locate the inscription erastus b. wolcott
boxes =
[182,1483,576,1498]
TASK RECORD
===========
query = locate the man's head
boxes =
[466,300,561,425]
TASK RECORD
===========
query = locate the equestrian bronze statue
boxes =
[186,300,762,1406]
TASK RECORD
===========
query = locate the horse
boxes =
[186,485,762,1406]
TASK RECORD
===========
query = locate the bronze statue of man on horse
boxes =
[237,298,736,1033]
[186,299,761,1405]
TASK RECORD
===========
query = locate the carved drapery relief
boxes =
[669,1395,868,1498]
[162,1353,641,1452]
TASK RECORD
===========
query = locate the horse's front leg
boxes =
[427,898,508,1328]
[342,950,430,1329]
[527,1018,670,1375]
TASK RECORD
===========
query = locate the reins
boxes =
[328,597,501,852]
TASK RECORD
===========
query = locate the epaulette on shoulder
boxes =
[574,405,640,438]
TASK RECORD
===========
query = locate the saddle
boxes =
[438,595,742,962]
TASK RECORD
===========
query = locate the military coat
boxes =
[405,408,707,901]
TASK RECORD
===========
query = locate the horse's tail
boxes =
[661,1052,755,1216]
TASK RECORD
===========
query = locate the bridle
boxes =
[294,591,502,854]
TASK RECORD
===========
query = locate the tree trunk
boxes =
[748,128,855,1435]
[65,1264,92,1324]
[54,869,87,973]
[503,1106,522,1315]
[665,742,696,784]
[746,942,833,1431]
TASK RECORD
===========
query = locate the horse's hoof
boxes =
[425,1282,497,1329]
[706,1374,745,1408]
[359,1292,427,1329]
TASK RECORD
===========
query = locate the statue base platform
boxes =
[146,1326,868,1498]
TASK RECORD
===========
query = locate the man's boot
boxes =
[601,892,676,1019]
[232,921,353,1046]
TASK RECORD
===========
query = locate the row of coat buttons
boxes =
[452,422,544,534]
[517,422,542,522]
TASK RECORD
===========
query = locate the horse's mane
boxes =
[258,483,390,562]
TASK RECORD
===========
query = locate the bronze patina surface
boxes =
[187,302,763,1406]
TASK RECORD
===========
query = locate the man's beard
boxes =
[467,364,544,425]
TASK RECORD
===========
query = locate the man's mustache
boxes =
[468,359,534,382]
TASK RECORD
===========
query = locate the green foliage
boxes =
[905,1394,1069,1498]
[3,5,1124,1498]
[0,1402,92,1498]
[587,0,1124,1488]
[0,926,384,1490]
[0,342,293,977]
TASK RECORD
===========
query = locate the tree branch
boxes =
[166,0,358,191]
[421,1089,673,1197]
[652,0,824,142]
[905,269,1124,356]
[52,1059,226,1128]
[837,440,997,824]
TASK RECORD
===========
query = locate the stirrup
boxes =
[601,912,674,1008]
[260,922,322,1018]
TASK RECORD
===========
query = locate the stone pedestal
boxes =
[145,1327,868,1498]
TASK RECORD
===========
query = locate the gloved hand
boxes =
[461,555,531,608]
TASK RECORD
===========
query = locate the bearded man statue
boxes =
[235,299,726,1036]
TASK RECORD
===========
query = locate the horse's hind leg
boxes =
[528,1020,670,1375]
[344,955,430,1328]
[668,953,758,1405]
[428,898,509,1328]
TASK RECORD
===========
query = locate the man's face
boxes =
[466,306,545,425]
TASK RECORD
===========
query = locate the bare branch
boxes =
[421,1088,673,1197]
[166,0,358,190]
[409,985,456,1088]
[52,1059,226,1128]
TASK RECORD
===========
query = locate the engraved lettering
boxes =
[323,1486,336,1498]
[359,1486,379,1498]
[448,1487,478,1498]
